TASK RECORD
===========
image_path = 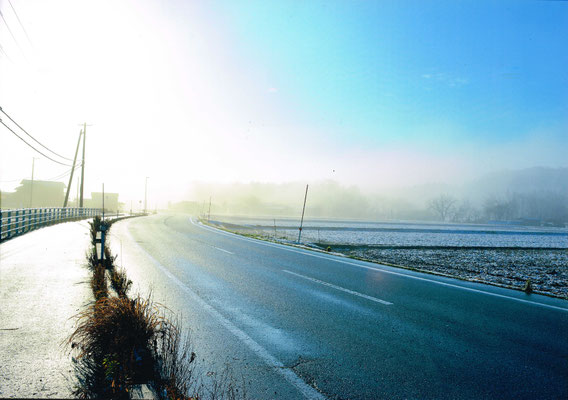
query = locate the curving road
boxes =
[109,214,568,399]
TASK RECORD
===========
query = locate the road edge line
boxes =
[191,218,568,313]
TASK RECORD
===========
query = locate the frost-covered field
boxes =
[211,216,568,298]
[213,216,568,248]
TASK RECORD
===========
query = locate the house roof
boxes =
[19,180,66,188]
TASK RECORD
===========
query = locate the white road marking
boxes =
[191,218,568,313]
[214,246,234,255]
[283,269,393,306]
[128,232,326,400]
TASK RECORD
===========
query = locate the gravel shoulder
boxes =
[0,221,92,398]
[334,246,568,299]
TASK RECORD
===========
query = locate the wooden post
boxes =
[298,184,309,243]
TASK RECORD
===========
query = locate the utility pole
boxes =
[79,123,86,207]
[29,157,38,208]
[102,183,105,220]
[208,196,211,222]
[144,177,149,214]
[64,129,83,207]
[297,184,309,243]
[78,123,92,207]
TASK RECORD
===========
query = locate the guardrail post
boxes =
[23,209,27,233]
[16,210,21,235]
[6,210,10,239]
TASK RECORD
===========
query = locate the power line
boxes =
[7,0,33,47]
[0,42,10,60]
[0,10,17,44]
[0,106,73,161]
[49,163,81,181]
[0,163,79,184]
[0,118,73,166]
[0,9,26,58]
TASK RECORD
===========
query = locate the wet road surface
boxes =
[0,220,92,398]
[109,214,568,399]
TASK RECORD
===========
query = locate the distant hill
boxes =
[469,167,568,197]
[390,167,568,206]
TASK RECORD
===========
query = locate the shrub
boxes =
[102,247,117,271]
[523,279,533,294]
[91,264,108,301]
[70,296,164,375]
[89,216,102,246]
[110,268,132,298]
[86,248,98,272]
[152,321,197,400]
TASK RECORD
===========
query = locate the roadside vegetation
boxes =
[69,216,244,399]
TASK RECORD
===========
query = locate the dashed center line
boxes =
[214,246,234,254]
[283,269,393,306]
[193,218,568,313]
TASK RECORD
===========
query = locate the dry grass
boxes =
[151,319,197,399]
[71,295,164,356]
[68,295,206,399]
[85,248,98,272]
[524,279,533,294]
[110,268,132,298]
[70,296,165,384]
[91,264,108,301]
[89,216,103,246]
[73,215,244,399]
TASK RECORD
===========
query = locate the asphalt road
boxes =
[109,214,568,399]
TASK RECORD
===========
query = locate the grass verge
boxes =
[69,216,244,399]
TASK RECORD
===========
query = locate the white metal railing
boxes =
[0,207,103,241]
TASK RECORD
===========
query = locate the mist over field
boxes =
[170,167,568,225]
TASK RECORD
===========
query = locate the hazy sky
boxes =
[1,0,567,207]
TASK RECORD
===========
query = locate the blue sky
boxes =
[1,0,567,204]
[217,0,568,146]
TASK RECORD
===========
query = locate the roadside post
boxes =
[95,224,107,263]
[297,184,309,243]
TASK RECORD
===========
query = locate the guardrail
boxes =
[0,207,103,242]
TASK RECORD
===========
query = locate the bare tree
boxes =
[428,194,457,222]
[453,199,480,223]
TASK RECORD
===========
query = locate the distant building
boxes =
[87,192,119,213]
[1,181,121,212]
[1,180,65,209]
